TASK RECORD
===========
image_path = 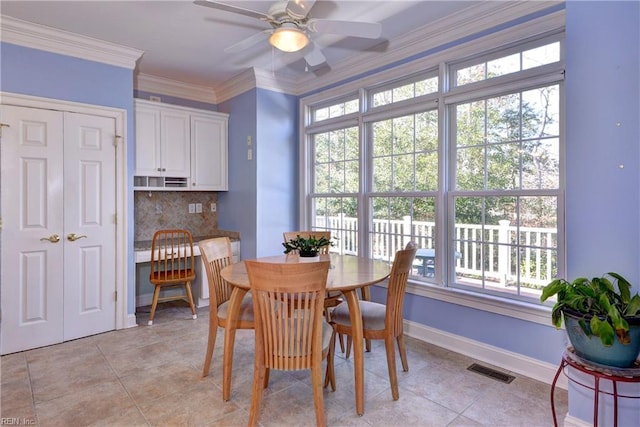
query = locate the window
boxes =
[312,97,359,122]
[302,32,564,305]
[370,74,438,108]
[452,40,561,87]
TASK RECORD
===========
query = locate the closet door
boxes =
[0,106,117,354]
[63,111,117,340]
[0,106,65,353]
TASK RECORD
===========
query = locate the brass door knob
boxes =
[40,234,61,243]
[67,233,87,242]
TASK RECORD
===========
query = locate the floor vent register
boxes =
[467,363,515,384]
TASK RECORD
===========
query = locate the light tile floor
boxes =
[1,302,567,426]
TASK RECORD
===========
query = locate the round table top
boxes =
[220,253,391,292]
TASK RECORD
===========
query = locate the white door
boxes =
[62,111,117,341]
[0,106,65,353]
[0,105,117,354]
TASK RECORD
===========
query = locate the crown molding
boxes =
[253,68,299,96]
[215,67,299,103]
[296,1,563,93]
[135,74,217,104]
[0,15,142,69]
[215,68,257,103]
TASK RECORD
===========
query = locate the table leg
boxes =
[222,287,248,401]
[343,289,365,415]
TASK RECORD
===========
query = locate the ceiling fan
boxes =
[193,0,383,67]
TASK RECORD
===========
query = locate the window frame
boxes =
[299,16,566,326]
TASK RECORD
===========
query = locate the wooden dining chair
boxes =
[245,260,335,427]
[147,229,198,326]
[330,241,417,401]
[198,237,254,378]
[283,230,345,352]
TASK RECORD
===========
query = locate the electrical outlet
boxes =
[188,203,195,214]
[210,203,217,212]
[155,203,162,215]
[196,203,202,213]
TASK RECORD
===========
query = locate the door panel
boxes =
[0,106,117,354]
[63,112,116,341]
[1,106,64,354]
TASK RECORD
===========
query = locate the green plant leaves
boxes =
[541,272,640,346]
[590,316,615,346]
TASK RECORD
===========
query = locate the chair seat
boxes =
[332,300,386,331]
[217,294,254,322]
[150,269,195,282]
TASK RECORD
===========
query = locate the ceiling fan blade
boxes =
[286,0,316,20]
[304,42,327,67]
[193,0,272,21]
[307,19,382,39]
[225,30,272,53]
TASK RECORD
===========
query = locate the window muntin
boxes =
[371,75,439,108]
[312,98,359,123]
[312,196,359,255]
[314,127,359,193]
[311,125,360,255]
[372,110,438,192]
[453,195,558,299]
[370,196,436,264]
[454,41,561,87]
[455,85,561,192]
[450,81,561,301]
[303,31,564,305]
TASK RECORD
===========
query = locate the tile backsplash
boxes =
[134,191,218,241]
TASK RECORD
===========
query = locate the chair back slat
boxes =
[150,229,195,284]
[246,260,329,371]
[198,237,233,309]
[386,242,417,336]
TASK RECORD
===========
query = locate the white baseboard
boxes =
[137,292,210,309]
[136,292,154,308]
[126,314,138,329]
[563,414,590,427]
[404,319,568,390]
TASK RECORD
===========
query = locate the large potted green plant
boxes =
[541,272,640,367]
[282,235,333,258]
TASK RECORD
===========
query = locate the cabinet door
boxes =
[190,114,228,190]
[134,105,162,176]
[162,110,190,177]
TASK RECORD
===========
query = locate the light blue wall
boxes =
[0,42,138,315]
[255,88,299,257]
[217,88,298,259]
[218,89,259,260]
[565,0,640,285]
[565,1,639,424]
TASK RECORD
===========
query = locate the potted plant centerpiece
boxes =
[541,272,640,368]
[282,234,333,259]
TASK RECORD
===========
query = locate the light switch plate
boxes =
[210,203,217,212]
[196,203,202,213]
[188,203,195,214]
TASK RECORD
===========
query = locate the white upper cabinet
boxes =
[191,113,228,191]
[134,101,190,178]
[134,100,228,191]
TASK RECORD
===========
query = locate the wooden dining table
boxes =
[220,253,391,415]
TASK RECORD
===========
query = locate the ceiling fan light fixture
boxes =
[269,25,309,52]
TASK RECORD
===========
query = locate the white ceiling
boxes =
[1,1,478,89]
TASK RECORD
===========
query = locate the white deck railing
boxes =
[316,215,557,287]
